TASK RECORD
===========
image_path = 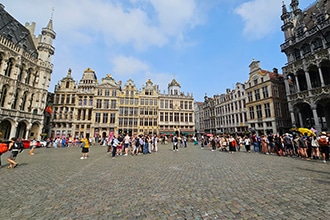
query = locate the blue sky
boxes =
[2,0,313,101]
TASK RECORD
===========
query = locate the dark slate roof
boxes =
[0,4,37,55]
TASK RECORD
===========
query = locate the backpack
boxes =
[13,141,24,151]
[318,137,328,147]
[284,136,291,145]
[0,143,8,154]
[135,138,140,147]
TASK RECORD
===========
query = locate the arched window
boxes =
[20,91,28,111]
[0,85,8,107]
[11,89,19,109]
[5,58,14,77]
[29,94,34,111]
[25,68,32,84]
[17,64,25,81]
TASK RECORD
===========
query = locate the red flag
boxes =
[45,106,53,115]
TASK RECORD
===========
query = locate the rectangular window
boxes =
[174,113,179,122]
[96,99,102,108]
[249,106,255,120]
[111,100,116,109]
[169,100,173,109]
[110,113,116,123]
[254,89,260,101]
[97,89,102,96]
[275,102,281,117]
[189,113,193,122]
[262,86,269,98]
[264,103,271,118]
[169,112,173,121]
[248,92,253,102]
[160,112,164,121]
[71,95,75,104]
[165,112,168,121]
[95,113,101,123]
[160,100,164,108]
[103,113,108,123]
[66,94,70,104]
[55,94,60,104]
[60,94,64,104]
[104,99,109,109]
[256,104,262,119]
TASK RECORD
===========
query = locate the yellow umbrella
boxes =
[292,128,315,136]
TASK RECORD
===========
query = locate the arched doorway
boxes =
[293,103,313,128]
[30,122,41,140]
[0,119,12,140]
[317,98,330,131]
[16,121,27,139]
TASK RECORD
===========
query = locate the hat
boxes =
[321,131,327,135]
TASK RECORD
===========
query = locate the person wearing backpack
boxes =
[318,131,329,163]
[7,137,22,168]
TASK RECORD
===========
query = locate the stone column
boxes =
[311,104,321,134]
[294,74,300,92]
[290,110,296,128]
[26,123,32,140]
[317,65,325,87]
[304,70,312,90]
[284,78,291,96]
[10,121,18,139]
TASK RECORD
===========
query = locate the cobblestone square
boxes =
[0,143,329,219]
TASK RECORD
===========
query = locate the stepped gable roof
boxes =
[0,4,37,54]
[168,79,181,88]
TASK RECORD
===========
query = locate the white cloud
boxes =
[234,0,281,40]
[112,55,149,76]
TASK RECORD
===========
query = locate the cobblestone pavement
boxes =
[0,143,329,220]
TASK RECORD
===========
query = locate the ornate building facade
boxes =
[198,83,248,136]
[215,83,248,134]
[245,60,291,135]
[52,69,194,139]
[281,0,330,133]
[0,4,55,140]
[158,79,195,136]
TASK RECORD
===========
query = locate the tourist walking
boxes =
[80,136,90,159]
[228,135,236,153]
[244,136,251,153]
[123,134,130,156]
[152,135,158,152]
[7,137,23,168]
[318,131,329,163]
[173,135,179,151]
[29,138,37,155]
[111,135,120,159]
[311,135,320,159]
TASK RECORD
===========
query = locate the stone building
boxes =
[53,70,194,139]
[245,60,291,135]
[215,83,248,134]
[158,79,195,136]
[281,0,330,133]
[0,4,55,140]
[197,83,248,136]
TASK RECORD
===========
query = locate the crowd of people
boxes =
[198,131,330,163]
[1,130,329,169]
